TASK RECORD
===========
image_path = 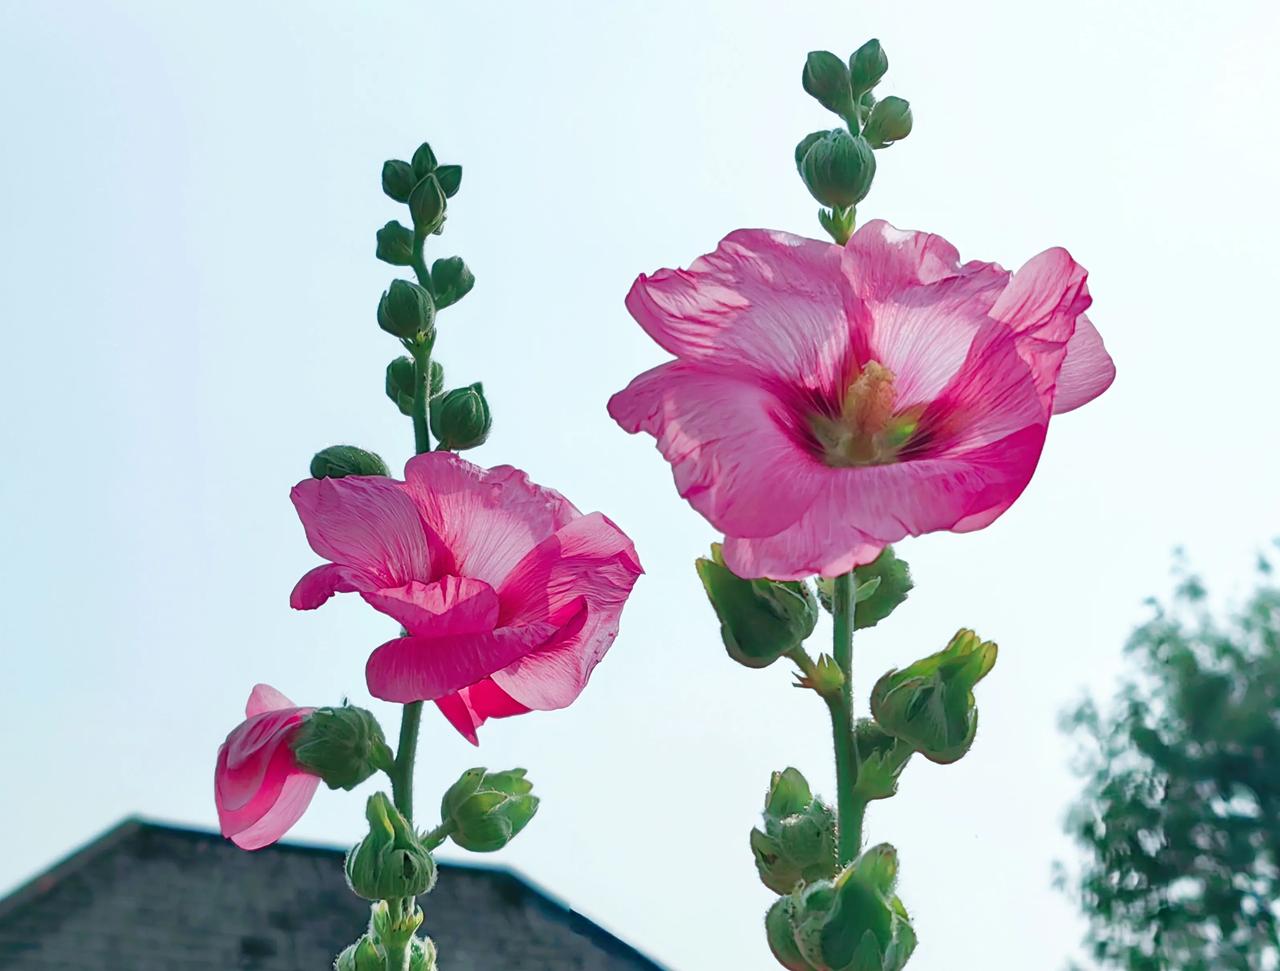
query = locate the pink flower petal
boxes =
[435,679,532,745]
[290,476,431,588]
[227,773,321,851]
[364,605,588,704]
[626,229,862,390]
[609,362,826,538]
[361,575,500,636]
[490,512,644,710]
[841,219,965,302]
[1053,314,1115,414]
[401,452,577,588]
[245,683,295,718]
[289,564,367,610]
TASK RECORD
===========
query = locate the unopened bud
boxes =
[381,160,417,204]
[848,39,888,98]
[863,97,913,149]
[345,794,437,900]
[751,767,838,895]
[335,936,384,971]
[435,165,462,198]
[310,446,390,481]
[802,51,855,120]
[798,129,877,210]
[376,220,416,266]
[409,174,446,235]
[378,280,436,342]
[292,705,392,790]
[430,257,475,309]
[441,768,539,853]
[430,383,491,451]
[410,142,438,179]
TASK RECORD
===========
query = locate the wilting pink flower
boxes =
[214,684,318,850]
[290,453,643,743]
[609,220,1114,580]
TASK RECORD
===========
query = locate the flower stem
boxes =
[830,570,864,863]
[391,700,423,822]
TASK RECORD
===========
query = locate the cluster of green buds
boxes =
[438,768,540,852]
[751,768,839,894]
[335,900,438,971]
[766,845,916,971]
[795,39,913,244]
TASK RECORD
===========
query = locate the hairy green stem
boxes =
[391,701,424,821]
[831,571,864,863]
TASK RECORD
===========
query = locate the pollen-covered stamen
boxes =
[810,361,920,467]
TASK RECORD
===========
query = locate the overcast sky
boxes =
[2,2,1278,969]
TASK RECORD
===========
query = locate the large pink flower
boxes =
[609,220,1114,580]
[214,684,319,850]
[290,452,643,743]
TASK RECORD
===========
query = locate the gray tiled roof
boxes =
[0,818,666,970]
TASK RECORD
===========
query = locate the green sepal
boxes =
[381,160,417,203]
[767,896,818,971]
[335,935,384,971]
[870,628,998,764]
[435,164,462,198]
[850,720,912,802]
[751,767,838,895]
[817,548,912,629]
[310,445,390,480]
[430,256,475,309]
[695,544,819,669]
[291,704,393,790]
[863,97,913,149]
[345,793,437,900]
[375,220,416,266]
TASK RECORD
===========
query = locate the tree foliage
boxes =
[1060,552,1280,971]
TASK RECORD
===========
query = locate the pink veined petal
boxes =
[626,229,863,391]
[401,452,578,588]
[1052,314,1115,414]
[435,679,532,746]
[489,512,643,710]
[608,361,826,538]
[723,527,885,581]
[227,772,321,851]
[361,576,500,637]
[842,219,965,303]
[217,709,307,811]
[245,684,295,718]
[289,564,369,610]
[290,476,431,588]
[989,246,1092,406]
[364,605,588,704]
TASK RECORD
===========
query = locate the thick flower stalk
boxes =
[212,139,640,971]
[610,39,1114,968]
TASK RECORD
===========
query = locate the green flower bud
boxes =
[381,160,417,203]
[767,896,818,971]
[441,768,539,853]
[345,793,437,900]
[751,767,838,895]
[376,220,416,266]
[851,720,912,802]
[795,131,827,176]
[863,97,913,149]
[408,937,438,971]
[773,846,916,971]
[369,898,423,948]
[378,279,436,342]
[386,357,443,417]
[410,142,438,179]
[848,39,888,98]
[291,705,392,791]
[430,256,475,309]
[798,129,876,210]
[795,653,844,697]
[816,547,913,630]
[695,544,818,669]
[310,445,390,480]
[435,164,462,198]
[335,936,384,971]
[802,51,855,120]
[871,628,998,764]
[430,383,492,451]
[409,174,447,235]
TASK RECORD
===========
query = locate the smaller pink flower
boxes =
[214,684,319,850]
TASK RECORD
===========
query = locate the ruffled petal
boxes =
[626,229,862,391]
[401,452,577,588]
[435,680,532,745]
[226,773,320,851]
[361,575,499,636]
[609,362,826,538]
[364,605,587,704]
[289,564,368,610]
[290,476,431,587]
[245,683,294,718]
[1053,314,1115,414]
[842,219,965,303]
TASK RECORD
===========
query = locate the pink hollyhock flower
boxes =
[290,452,643,743]
[609,220,1115,580]
[214,684,319,850]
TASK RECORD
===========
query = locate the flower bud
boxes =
[802,51,855,119]
[369,898,423,947]
[376,220,416,266]
[850,720,911,802]
[816,547,913,631]
[335,936,384,971]
[863,97,913,149]
[441,768,539,853]
[771,846,917,971]
[411,142,438,179]
[409,174,446,235]
[798,129,876,210]
[386,357,443,417]
[408,937,438,971]
[430,256,475,309]
[430,383,492,451]
[381,160,417,203]
[310,445,390,480]
[435,165,462,198]
[848,39,888,98]
[345,793,437,900]
[378,280,436,343]
[291,705,392,791]
[751,767,838,894]
[870,628,998,764]
[696,544,818,669]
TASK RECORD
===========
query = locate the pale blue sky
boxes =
[2,2,1278,969]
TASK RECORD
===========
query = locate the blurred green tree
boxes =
[1059,550,1280,971]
